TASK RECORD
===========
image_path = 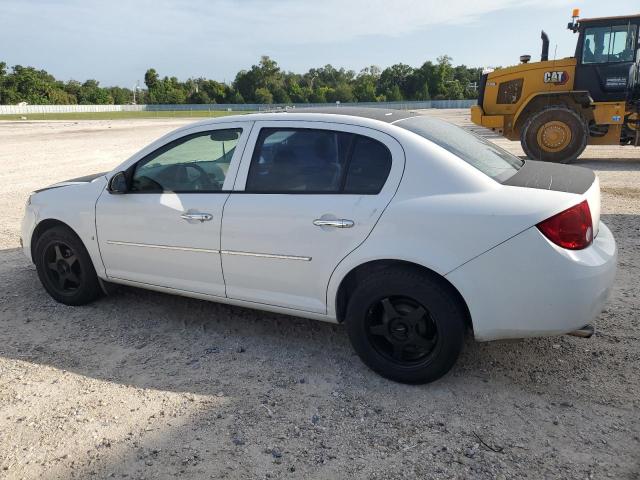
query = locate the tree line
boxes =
[0,56,482,105]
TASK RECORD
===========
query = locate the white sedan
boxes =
[21,108,617,384]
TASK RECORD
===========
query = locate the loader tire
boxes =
[521,106,588,164]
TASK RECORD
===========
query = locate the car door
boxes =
[95,123,252,297]
[220,120,405,314]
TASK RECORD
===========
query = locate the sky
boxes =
[0,0,638,87]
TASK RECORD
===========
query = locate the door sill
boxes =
[105,276,337,323]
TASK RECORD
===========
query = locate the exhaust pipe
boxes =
[567,324,594,338]
[541,30,550,62]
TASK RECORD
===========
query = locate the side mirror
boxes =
[108,171,129,194]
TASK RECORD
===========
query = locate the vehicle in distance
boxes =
[21,108,617,384]
[472,9,640,163]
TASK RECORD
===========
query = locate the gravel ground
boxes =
[0,112,638,479]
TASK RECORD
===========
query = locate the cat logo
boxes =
[543,71,569,85]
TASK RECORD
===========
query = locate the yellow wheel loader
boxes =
[471,9,640,163]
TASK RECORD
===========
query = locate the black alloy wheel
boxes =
[345,267,466,384]
[43,241,83,294]
[365,296,439,365]
[34,225,101,305]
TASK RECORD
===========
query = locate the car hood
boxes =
[34,171,109,193]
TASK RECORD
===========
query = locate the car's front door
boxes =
[96,123,251,296]
[220,121,405,314]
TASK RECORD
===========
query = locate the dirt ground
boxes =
[0,111,638,479]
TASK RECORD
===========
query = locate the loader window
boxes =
[582,24,637,64]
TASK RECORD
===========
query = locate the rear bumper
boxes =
[447,221,617,341]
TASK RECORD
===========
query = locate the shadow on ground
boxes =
[0,213,638,478]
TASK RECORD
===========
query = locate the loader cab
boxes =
[573,15,640,102]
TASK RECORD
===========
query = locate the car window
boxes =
[396,115,523,183]
[582,24,637,64]
[343,136,392,194]
[246,128,352,192]
[131,129,242,193]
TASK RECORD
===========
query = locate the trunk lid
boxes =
[503,160,600,236]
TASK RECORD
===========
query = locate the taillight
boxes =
[537,200,593,250]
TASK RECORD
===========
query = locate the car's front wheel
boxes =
[345,267,466,384]
[34,225,102,305]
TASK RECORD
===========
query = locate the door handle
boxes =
[313,219,354,228]
[181,212,213,223]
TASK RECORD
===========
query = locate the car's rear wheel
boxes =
[345,267,466,384]
[34,225,102,305]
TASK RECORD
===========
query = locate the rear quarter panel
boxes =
[326,135,585,318]
[446,222,616,340]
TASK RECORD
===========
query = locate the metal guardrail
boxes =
[0,99,476,115]
[0,100,476,115]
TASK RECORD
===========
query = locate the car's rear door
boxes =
[220,120,404,314]
[95,122,252,297]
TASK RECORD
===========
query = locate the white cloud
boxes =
[1,0,574,47]
[174,0,575,44]
[146,0,573,44]
[0,0,580,84]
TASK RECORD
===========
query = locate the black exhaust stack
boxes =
[541,30,549,61]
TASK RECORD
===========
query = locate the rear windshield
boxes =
[396,116,523,183]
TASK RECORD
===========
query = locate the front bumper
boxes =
[447,222,617,341]
[21,204,38,262]
[470,105,504,130]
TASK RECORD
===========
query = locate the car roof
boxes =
[287,107,418,123]
[190,107,421,129]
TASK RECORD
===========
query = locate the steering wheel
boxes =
[174,163,218,190]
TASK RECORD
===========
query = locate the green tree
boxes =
[378,63,413,98]
[200,79,227,103]
[326,83,354,103]
[233,55,285,103]
[435,55,454,98]
[108,86,133,104]
[384,84,403,101]
[254,87,273,104]
[353,66,381,102]
[0,56,480,106]
[144,68,159,89]
[0,61,6,104]
[309,86,329,103]
[77,79,113,104]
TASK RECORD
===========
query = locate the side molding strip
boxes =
[106,241,311,261]
[106,240,220,254]
[220,250,312,261]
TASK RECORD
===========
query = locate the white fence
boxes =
[0,99,476,115]
[0,104,142,114]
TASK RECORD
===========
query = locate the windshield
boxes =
[396,115,523,183]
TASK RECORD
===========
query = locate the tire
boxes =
[345,267,466,384]
[34,225,102,306]
[520,106,588,163]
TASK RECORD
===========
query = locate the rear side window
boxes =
[396,116,523,183]
[246,128,392,193]
[344,136,392,194]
